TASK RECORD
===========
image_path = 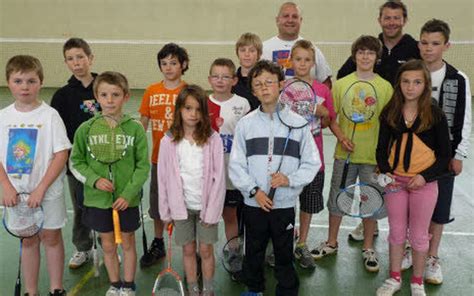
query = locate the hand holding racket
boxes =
[268,78,318,200]
[339,81,378,189]
[3,192,44,296]
[87,114,129,245]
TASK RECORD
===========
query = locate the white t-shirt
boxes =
[208,94,250,189]
[177,139,203,210]
[0,102,71,201]
[262,36,332,82]
[431,63,447,102]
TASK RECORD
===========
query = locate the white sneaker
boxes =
[68,250,91,269]
[348,221,379,241]
[425,256,443,284]
[105,286,121,296]
[376,278,401,296]
[401,243,413,271]
[410,283,426,296]
[362,248,379,272]
[120,288,136,296]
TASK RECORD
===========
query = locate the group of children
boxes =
[0,9,471,296]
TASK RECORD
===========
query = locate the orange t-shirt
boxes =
[388,133,436,177]
[139,81,186,163]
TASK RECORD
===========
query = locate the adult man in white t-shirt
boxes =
[262,1,332,87]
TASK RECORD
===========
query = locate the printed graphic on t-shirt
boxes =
[6,128,38,175]
[149,93,177,132]
[272,50,294,76]
[220,134,233,154]
[80,99,100,114]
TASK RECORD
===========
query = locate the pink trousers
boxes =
[385,175,438,252]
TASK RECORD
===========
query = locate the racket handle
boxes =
[112,209,122,244]
[15,281,21,296]
[340,163,349,189]
[167,223,174,236]
[268,187,276,200]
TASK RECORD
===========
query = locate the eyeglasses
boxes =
[209,75,233,81]
[252,79,279,90]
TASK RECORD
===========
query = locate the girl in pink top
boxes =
[158,85,225,296]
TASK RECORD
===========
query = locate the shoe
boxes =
[348,221,379,241]
[48,290,66,296]
[139,238,165,267]
[424,256,443,284]
[310,241,338,260]
[231,270,245,283]
[119,288,136,296]
[202,287,215,296]
[105,286,121,296]
[265,252,275,268]
[68,250,91,269]
[376,278,401,296]
[188,285,200,296]
[362,248,379,272]
[401,243,413,271]
[294,244,316,269]
[410,283,426,296]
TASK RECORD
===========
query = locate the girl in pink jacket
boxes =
[158,84,225,296]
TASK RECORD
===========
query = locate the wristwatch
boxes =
[249,186,260,198]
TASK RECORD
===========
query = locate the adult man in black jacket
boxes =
[337,1,420,86]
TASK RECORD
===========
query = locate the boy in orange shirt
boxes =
[138,43,189,267]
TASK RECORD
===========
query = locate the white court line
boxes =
[309,223,474,237]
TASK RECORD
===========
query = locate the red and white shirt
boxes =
[208,94,251,189]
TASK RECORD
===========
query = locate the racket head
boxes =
[152,270,185,296]
[220,235,244,275]
[2,193,44,238]
[336,183,384,218]
[86,115,128,164]
[279,78,318,122]
[341,80,378,123]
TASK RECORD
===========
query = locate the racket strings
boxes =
[337,185,383,217]
[280,81,317,120]
[87,117,127,163]
[342,83,377,123]
[3,194,44,238]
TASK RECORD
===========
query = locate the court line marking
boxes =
[67,262,103,296]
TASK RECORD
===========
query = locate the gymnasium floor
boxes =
[0,87,472,295]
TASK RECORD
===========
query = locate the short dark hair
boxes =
[93,71,130,96]
[157,43,190,74]
[63,38,92,58]
[420,19,451,43]
[248,60,284,91]
[379,1,408,19]
[6,55,44,83]
[351,35,383,61]
[209,58,236,76]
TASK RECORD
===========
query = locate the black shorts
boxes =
[299,170,325,214]
[82,206,140,233]
[431,175,455,224]
[224,189,244,208]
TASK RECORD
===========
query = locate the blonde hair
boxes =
[235,32,263,58]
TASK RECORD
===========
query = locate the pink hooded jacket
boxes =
[158,131,226,224]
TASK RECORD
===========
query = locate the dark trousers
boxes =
[242,205,299,296]
[67,175,93,251]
